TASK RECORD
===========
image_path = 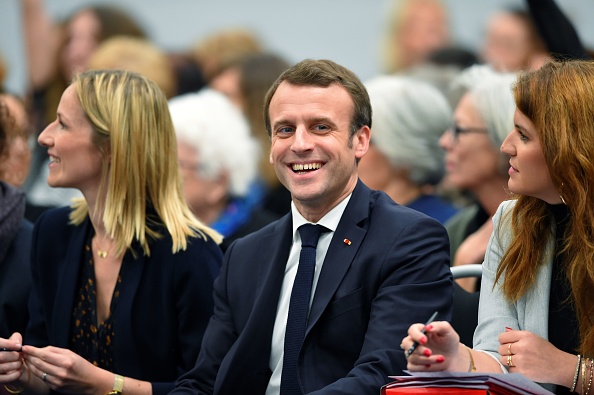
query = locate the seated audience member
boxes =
[170,58,452,395]
[381,0,450,73]
[403,47,480,106]
[441,66,516,291]
[0,94,32,189]
[0,96,33,339]
[191,28,262,83]
[23,1,147,221]
[525,0,592,61]
[359,75,457,224]
[402,60,594,394]
[88,36,177,99]
[0,70,222,395]
[209,52,293,216]
[169,89,278,252]
[167,52,206,96]
[480,7,550,71]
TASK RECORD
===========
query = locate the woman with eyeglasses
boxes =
[358,75,458,224]
[439,65,516,292]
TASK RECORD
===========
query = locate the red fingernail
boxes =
[423,349,432,357]
[506,327,513,332]
[436,356,445,363]
[425,324,433,331]
[420,336,427,345]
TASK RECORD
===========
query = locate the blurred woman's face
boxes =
[481,12,532,72]
[61,9,101,80]
[397,1,449,69]
[439,93,501,192]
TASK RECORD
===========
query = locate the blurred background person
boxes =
[0,70,222,394]
[359,75,457,224]
[0,94,32,190]
[0,95,33,340]
[403,46,480,107]
[480,7,550,72]
[169,88,279,252]
[441,65,516,291]
[381,0,451,74]
[209,52,292,216]
[191,28,262,84]
[23,0,147,220]
[525,0,592,61]
[87,36,176,99]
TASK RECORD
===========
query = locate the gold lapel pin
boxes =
[343,238,352,246]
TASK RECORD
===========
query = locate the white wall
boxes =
[1,0,593,96]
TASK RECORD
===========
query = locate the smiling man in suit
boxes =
[171,59,453,395]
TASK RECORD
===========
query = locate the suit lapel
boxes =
[240,215,292,351]
[306,181,370,334]
[112,244,145,376]
[219,216,293,392]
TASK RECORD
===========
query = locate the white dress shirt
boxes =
[265,195,351,395]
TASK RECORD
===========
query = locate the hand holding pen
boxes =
[0,347,22,352]
[0,333,26,384]
[405,311,438,358]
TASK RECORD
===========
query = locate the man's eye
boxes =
[313,125,329,131]
[278,127,294,134]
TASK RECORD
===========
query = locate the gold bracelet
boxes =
[3,357,31,394]
[584,358,594,395]
[583,357,588,394]
[106,374,124,395]
[3,384,25,394]
[466,346,476,372]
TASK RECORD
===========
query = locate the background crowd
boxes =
[0,0,593,394]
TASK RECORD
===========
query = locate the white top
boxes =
[265,195,352,395]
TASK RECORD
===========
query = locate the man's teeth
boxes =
[292,163,322,171]
[49,157,61,164]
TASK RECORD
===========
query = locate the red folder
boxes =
[383,388,487,394]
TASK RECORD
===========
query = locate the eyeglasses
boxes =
[450,124,489,142]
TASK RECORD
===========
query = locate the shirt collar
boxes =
[291,194,352,238]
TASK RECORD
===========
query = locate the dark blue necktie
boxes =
[280,224,325,395]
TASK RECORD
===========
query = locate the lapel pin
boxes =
[343,238,352,246]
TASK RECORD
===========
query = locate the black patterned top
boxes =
[69,230,122,370]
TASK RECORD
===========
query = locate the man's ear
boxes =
[353,125,370,160]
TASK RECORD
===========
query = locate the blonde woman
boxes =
[0,70,222,395]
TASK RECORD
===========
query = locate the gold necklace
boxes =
[94,234,111,259]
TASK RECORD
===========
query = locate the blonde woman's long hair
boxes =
[69,69,222,256]
[497,60,594,355]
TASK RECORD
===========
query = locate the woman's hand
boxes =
[0,333,25,384]
[498,330,576,388]
[22,345,112,394]
[401,321,467,372]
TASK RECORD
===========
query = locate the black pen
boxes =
[405,311,438,358]
[0,347,22,352]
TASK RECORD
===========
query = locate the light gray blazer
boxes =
[473,199,556,392]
